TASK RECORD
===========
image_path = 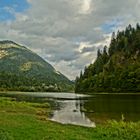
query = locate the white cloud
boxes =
[80,0,93,14]
[0,0,140,79]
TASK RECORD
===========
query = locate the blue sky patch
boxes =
[0,0,30,21]
[102,19,122,33]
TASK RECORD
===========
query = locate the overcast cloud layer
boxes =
[0,0,140,79]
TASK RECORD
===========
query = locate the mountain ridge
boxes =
[0,40,74,92]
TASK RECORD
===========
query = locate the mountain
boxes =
[0,40,74,92]
[75,24,140,93]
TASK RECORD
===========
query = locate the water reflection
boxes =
[1,92,140,127]
[50,99,95,127]
[0,92,95,127]
[81,94,140,124]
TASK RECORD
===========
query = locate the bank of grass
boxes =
[0,97,140,140]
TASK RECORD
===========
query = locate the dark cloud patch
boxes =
[81,46,96,53]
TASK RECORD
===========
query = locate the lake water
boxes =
[1,92,140,127]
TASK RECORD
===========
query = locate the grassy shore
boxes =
[0,97,140,140]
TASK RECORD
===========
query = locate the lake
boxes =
[0,92,140,127]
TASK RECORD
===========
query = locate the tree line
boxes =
[75,24,140,93]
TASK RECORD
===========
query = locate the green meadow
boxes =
[0,97,140,140]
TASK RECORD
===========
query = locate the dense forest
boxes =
[75,24,140,93]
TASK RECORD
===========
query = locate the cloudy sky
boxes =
[0,0,140,80]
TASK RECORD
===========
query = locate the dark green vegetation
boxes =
[0,97,140,140]
[75,24,140,93]
[82,93,140,124]
[0,40,74,92]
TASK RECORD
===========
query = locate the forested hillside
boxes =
[75,24,140,93]
[0,41,74,92]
